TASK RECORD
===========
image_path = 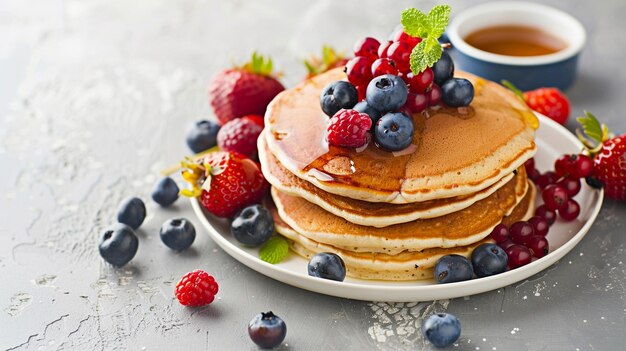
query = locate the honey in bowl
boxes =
[464,25,567,57]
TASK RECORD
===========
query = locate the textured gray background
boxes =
[1,0,625,350]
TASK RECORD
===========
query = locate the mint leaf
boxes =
[410,40,442,74]
[401,8,428,38]
[427,5,451,38]
[401,5,451,73]
[259,236,289,264]
[576,111,604,144]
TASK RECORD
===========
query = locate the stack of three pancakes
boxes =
[259,68,538,280]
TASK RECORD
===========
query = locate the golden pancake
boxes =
[264,67,537,203]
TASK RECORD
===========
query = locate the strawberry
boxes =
[577,111,626,201]
[304,46,349,79]
[208,53,284,125]
[217,115,264,157]
[180,151,269,217]
[501,81,570,125]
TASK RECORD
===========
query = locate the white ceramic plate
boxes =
[191,114,603,302]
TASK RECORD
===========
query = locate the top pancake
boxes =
[264,67,537,203]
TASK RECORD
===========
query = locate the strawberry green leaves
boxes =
[401,5,451,74]
[576,111,610,153]
[245,52,274,76]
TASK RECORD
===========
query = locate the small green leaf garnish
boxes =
[501,80,525,101]
[401,5,451,73]
[576,111,609,153]
[259,236,289,264]
[245,52,275,76]
[303,45,345,77]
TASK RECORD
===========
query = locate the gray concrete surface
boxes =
[1,0,625,350]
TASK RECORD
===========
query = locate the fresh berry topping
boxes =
[366,75,408,112]
[99,224,139,267]
[557,177,582,197]
[403,92,429,113]
[434,254,473,284]
[535,171,558,189]
[116,197,146,230]
[320,81,359,117]
[391,29,422,48]
[422,313,461,348]
[151,177,180,207]
[471,243,508,277]
[585,176,604,189]
[195,151,268,218]
[307,252,346,281]
[356,84,367,101]
[175,269,219,306]
[527,167,540,182]
[427,84,442,106]
[374,112,414,151]
[509,221,534,245]
[387,41,413,73]
[186,120,220,153]
[432,51,455,85]
[441,78,474,107]
[535,205,557,226]
[231,204,274,247]
[371,58,399,78]
[378,40,393,58]
[160,218,196,251]
[542,184,569,211]
[554,154,574,178]
[559,199,581,221]
[217,115,264,158]
[208,53,285,125]
[497,238,515,250]
[506,245,532,269]
[405,68,434,93]
[527,216,549,237]
[573,154,594,178]
[327,109,372,148]
[345,56,374,86]
[524,157,535,172]
[523,87,570,125]
[526,236,549,259]
[248,312,287,349]
[489,224,510,243]
[353,101,382,125]
[353,37,381,60]
[591,135,626,200]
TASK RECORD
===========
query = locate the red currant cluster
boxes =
[346,30,441,114]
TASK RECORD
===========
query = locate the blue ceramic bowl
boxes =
[446,2,586,91]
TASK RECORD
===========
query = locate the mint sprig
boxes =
[401,5,451,74]
[259,235,289,264]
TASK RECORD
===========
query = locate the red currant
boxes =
[554,154,575,178]
[524,158,535,172]
[498,238,515,250]
[572,154,593,178]
[345,57,373,86]
[371,58,398,77]
[387,41,413,73]
[526,236,549,258]
[391,29,422,48]
[353,37,381,61]
[356,84,367,101]
[535,171,557,189]
[509,221,534,245]
[404,92,429,113]
[428,84,442,106]
[490,223,509,243]
[527,167,540,182]
[541,184,569,211]
[559,199,580,221]
[378,40,393,58]
[557,177,581,197]
[405,68,434,93]
[527,216,549,236]
[535,205,557,226]
[506,245,532,269]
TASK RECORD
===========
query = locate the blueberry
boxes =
[99,223,139,267]
[374,112,414,151]
[422,313,462,348]
[471,243,508,278]
[248,311,287,349]
[307,252,346,281]
[116,197,146,230]
[366,75,408,113]
[231,205,274,247]
[151,177,179,207]
[432,51,455,85]
[319,81,359,117]
[186,120,220,153]
[434,254,473,283]
[160,218,196,251]
[441,78,474,107]
[353,101,382,125]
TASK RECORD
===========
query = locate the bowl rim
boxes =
[447,1,586,66]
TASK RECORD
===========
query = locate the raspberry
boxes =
[175,269,219,306]
[327,109,372,148]
[217,115,264,157]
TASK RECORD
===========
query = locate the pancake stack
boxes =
[259,68,538,281]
